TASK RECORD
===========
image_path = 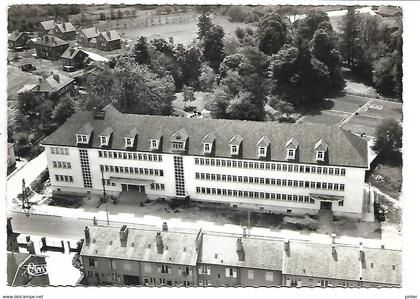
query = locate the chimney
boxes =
[156,232,163,254]
[359,241,365,261]
[331,233,336,244]
[236,238,244,252]
[119,225,128,247]
[332,245,337,260]
[84,226,90,245]
[162,222,168,231]
[53,74,60,82]
[107,31,111,39]
[381,244,385,249]
[27,241,35,254]
[63,23,66,31]
[195,228,203,252]
[284,239,290,255]
[69,47,75,55]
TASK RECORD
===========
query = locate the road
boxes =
[7,151,47,201]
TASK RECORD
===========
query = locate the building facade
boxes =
[77,27,99,48]
[96,30,121,51]
[54,22,76,40]
[79,225,401,287]
[42,105,369,219]
[8,32,29,50]
[34,35,69,61]
[61,47,90,69]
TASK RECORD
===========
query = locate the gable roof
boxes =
[202,132,216,143]
[286,137,299,149]
[314,138,328,151]
[361,247,401,285]
[80,27,99,39]
[55,22,75,33]
[377,5,402,17]
[8,32,27,42]
[99,126,113,137]
[7,252,50,286]
[80,225,199,266]
[42,105,368,168]
[229,134,243,146]
[61,47,88,60]
[99,30,121,42]
[200,233,284,271]
[40,19,56,31]
[37,72,74,93]
[256,135,271,147]
[34,35,68,47]
[171,127,189,142]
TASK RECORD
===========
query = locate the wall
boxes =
[239,267,282,286]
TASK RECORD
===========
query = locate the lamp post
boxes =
[101,170,110,226]
[21,179,31,217]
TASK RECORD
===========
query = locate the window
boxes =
[172,141,185,150]
[248,270,254,280]
[259,147,267,157]
[338,200,344,206]
[225,267,237,278]
[231,145,238,155]
[287,149,295,159]
[150,139,159,150]
[316,151,325,161]
[88,257,95,267]
[109,259,116,270]
[77,134,88,144]
[265,271,274,282]
[100,136,107,146]
[203,143,211,153]
[125,138,133,148]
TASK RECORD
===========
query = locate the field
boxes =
[7,65,41,99]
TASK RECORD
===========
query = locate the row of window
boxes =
[98,150,162,162]
[195,172,345,192]
[99,164,164,177]
[55,174,73,183]
[52,161,71,169]
[150,183,165,190]
[196,186,316,204]
[194,157,347,176]
[50,146,69,155]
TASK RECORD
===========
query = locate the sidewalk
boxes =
[8,192,402,250]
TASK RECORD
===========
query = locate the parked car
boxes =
[20,63,36,72]
[63,65,76,72]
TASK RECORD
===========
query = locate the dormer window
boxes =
[202,132,215,156]
[229,134,242,157]
[171,128,188,152]
[100,136,107,146]
[231,145,238,155]
[125,138,133,148]
[77,134,88,144]
[150,139,159,150]
[287,149,296,159]
[98,127,113,147]
[256,135,270,159]
[316,151,325,161]
[203,143,211,153]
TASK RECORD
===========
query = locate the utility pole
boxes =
[101,170,109,226]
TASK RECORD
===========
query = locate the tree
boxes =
[17,92,40,121]
[133,36,150,65]
[227,92,266,121]
[257,12,289,55]
[373,118,402,163]
[199,64,216,91]
[227,6,248,22]
[182,86,196,108]
[205,86,230,119]
[295,11,329,41]
[197,14,213,40]
[52,95,75,124]
[202,25,225,71]
[270,42,330,108]
[311,28,345,93]
[339,7,361,68]
[175,44,202,88]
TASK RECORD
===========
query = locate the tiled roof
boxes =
[99,126,113,137]
[202,132,216,143]
[61,47,88,60]
[37,72,74,94]
[34,35,68,47]
[283,242,363,281]
[80,225,199,266]
[76,122,94,135]
[80,27,99,39]
[99,30,121,42]
[40,20,56,31]
[257,135,270,147]
[200,234,284,271]
[314,138,328,151]
[8,32,26,42]
[55,22,75,33]
[42,105,368,168]
[361,247,401,285]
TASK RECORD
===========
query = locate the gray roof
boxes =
[80,225,199,266]
[35,35,68,47]
[61,47,88,60]
[8,32,27,42]
[361,247,401,285]
[37,72,74,93]
[283,241,361,281]
[40,19,56,31]
[55,22,75,33]
[80,27,99,39]
[200,234,284,271]
[76,122,93,135]
[99,30,121,42]
[42,105,368,168]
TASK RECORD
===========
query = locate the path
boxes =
[336,97,374,127]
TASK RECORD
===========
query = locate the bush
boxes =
[30,168,49,193]
[184,106,196,112]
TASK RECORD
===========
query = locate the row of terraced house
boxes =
[80,224,401,287]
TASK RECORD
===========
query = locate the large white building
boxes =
[41,105,369,218]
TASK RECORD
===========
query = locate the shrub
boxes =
[30,168,49,193]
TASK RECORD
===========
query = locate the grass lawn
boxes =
[328,94,369,113]
[369,162,402,200]
[358,99,403,121]
[342,115,383,136]
[299,110,348,126]
[7,65,41,99]
[173,91,210,111]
